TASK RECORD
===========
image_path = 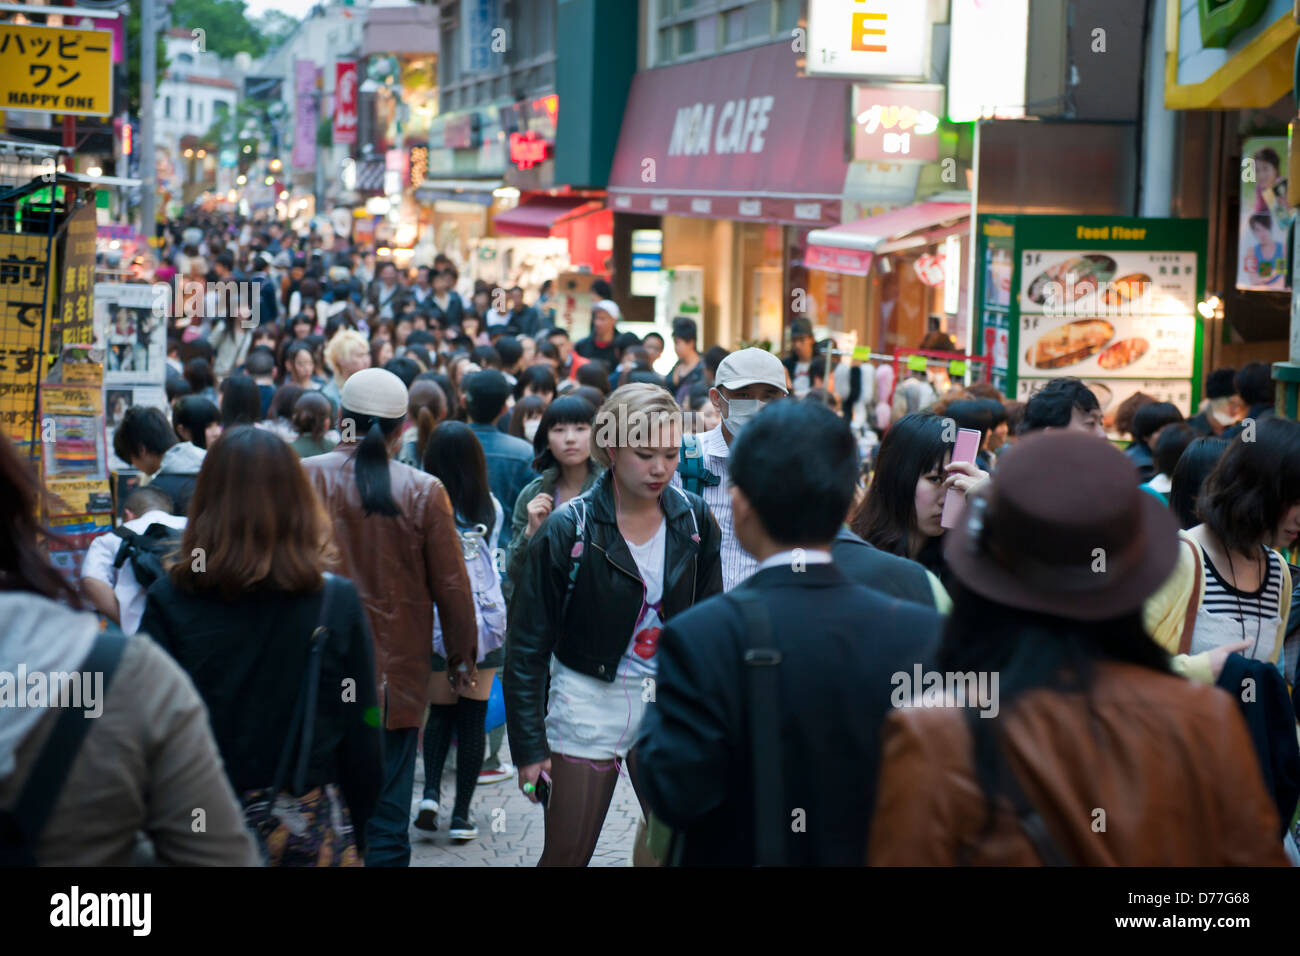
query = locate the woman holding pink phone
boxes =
[850,412,988,591]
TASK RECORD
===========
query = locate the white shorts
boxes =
[544,657,649,761]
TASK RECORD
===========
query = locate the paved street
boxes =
[409,745,641,867]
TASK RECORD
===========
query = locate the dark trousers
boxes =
[364,725,419,867]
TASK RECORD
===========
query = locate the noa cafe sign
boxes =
[667,95,775,158]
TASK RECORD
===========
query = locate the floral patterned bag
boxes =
[240,578,361,867]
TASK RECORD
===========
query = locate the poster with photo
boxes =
[1016,312,1196,380]
[95,283,166,385]
[1018,249,1199,315]
[106,385,167,471]
[1237,136,1292,291]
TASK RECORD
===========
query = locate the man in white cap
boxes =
[573,298,621,370]
[673,347,789,590]
[301,367,478,867]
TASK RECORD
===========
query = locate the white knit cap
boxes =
[340,368,408,419]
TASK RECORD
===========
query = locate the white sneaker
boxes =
[478,762,515,785]
[413,798,439,831]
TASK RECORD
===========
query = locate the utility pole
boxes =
[140,0,157,244]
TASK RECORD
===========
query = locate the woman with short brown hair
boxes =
[140,425,383,866]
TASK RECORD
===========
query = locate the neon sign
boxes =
[509,131,551,170]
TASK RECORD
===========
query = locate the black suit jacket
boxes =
[830,527,938,608]
[635,562,942,866]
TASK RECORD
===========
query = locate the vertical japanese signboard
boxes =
[0,23,113,116]
[52,202,97,356]
[334,60,358,146]
[974,215,1208,440]
[0,229,55,456]
[293,60,318,172]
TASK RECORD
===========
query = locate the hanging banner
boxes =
[0,23,113,116]
[1237,136,1292,291]
[292,60,318,171]
[52,201,97,356]
[0,229,55,453]
[334,59,358,146]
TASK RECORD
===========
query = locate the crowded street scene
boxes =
[2,0,1300,933]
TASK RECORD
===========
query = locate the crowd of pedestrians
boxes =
[2,211,1298,868]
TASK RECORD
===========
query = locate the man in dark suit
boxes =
[635,400,943,866]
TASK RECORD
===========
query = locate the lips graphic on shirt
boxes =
[633,626,662,660]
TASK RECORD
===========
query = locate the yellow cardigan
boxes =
[1144,530,1291,682]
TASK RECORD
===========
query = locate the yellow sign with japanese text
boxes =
[0,24,113,117]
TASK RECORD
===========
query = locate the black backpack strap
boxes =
[993,736,1071,866]
[110,526,139,571]
[10,626,130,847]
[558,498,588,626]
[727,587,785,866]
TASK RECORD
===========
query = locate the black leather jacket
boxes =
[503,469,723,768]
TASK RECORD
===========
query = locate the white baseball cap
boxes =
[713,347,789,393]
[593,299,621,321]
[340,368,409,419]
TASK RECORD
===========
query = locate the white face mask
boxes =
[722,397,766,436]
[1212,407,1237,427]
[523,419,541,441]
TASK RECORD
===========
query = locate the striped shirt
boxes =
[1189,545,1285,665]
[672,425,757,591]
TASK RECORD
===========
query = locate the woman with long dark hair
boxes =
[219,373,263,426]
[507,394,546,441]
[1153,417,1300,681]
[299,367,478,867]
[140,426,381,866]
[503,394,601,602]
[868,431,1284,865]
[0,432,256,865]
[414,422,507,841]
[850,412,986,587]
[1168,436,1230,530]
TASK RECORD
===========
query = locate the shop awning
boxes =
[492,195,603,237]
[606,41,851,228]
[804,201,970,276]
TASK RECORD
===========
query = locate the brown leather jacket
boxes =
[868,661,1286,865]
[303,447,476,730]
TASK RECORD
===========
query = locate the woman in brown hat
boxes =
[867,430,1284,865]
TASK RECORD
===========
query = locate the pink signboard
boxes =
[292,60,318,171]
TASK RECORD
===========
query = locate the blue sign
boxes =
[462,0,499,74]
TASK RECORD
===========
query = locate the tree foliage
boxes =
[169,0,271,59]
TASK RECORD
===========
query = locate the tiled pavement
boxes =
[409,744,642,867]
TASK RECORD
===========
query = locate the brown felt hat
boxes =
[944,430,1180,621]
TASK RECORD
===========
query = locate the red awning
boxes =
[493,196,603,237]
[607,42,851,228]
[803,202,970,275]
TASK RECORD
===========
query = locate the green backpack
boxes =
[677,433,720,497]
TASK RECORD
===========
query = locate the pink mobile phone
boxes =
[940,428,982,529]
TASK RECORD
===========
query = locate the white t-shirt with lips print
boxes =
[620,519,667,680]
